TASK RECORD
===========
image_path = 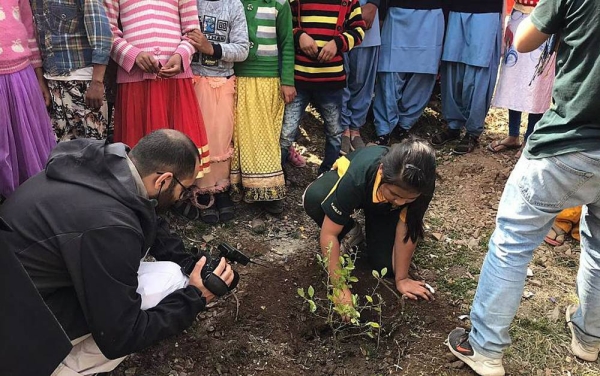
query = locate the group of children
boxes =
[1,0,556,222]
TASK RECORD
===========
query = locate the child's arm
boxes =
[276,0,296,102]
[320,217,353,308]
[174,0,201,72]
[392,219,433,301]
[334,0,366,53]
[219,1,250,62]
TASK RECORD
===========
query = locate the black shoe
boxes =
[261,200,284,215]
[373,134,390,146]
[391,126,409,142]
[453,134,479,155]
[431,129,461,146]
[215,191,235,222]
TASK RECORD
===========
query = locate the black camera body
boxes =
[182,243,244,297]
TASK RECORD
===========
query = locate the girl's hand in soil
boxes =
[188,257,235,303]
[396,278,434,301]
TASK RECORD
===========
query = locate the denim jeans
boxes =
[280,88,343,173]
[469,150,600,358]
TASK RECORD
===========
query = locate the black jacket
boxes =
[0,140,206,361]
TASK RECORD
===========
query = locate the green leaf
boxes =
[348,276,359,283]
[308,300,317,313]
[368,322,380,328]
[381,267,388,278]
[308,285,315,298]
[365,295,373,303]
[352,294,358,306]
[366,332,375,338]
[351,318,358,325]
[297,288,305,298]
[372,270,380,279]
[316,254,322,262]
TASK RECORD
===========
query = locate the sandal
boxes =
[288,145,306,168]
[200,206,219,224]
[215,191,235,222]
[487,139,522,153]
[544,225,567,246]
[171,199,200,221]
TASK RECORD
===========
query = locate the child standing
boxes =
[0,0,56,201]
[340,0,381,154]
[187,0,249,223]
[431,0,503,154]
[230,0,296,215]
[488,0,555,157]
[280,0,366,174]
[372,0,445,146]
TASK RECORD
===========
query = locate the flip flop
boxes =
[544,225,567,246]
[487,139,522,153]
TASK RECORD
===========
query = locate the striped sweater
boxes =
[291,0,365,90]
[104,0,201,83]
[233,0,295,86]
[0,0,42,75]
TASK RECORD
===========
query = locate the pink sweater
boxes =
[0,0,42,75]
[104,0,200,83]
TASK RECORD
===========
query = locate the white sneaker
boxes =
[340,221,364,253]
[446,327,506,376]
[566,304,600,362]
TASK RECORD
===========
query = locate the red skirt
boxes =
[114,78,210,176]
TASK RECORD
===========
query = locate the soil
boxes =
[110,94,528,376]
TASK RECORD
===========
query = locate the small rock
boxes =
[251,218,266,234]
[444,353,458,362]
[432,232,444,241]
[449,360,465,369]
[125,368,137,375]
[527,268,534,277]
[202,234,215,243]
[207,325,215,333]
[555,244,570,254]
[529,279,543,287]
[548,306,561,322]
[523,291,535,299]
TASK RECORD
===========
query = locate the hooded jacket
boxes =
[0,139,206,360]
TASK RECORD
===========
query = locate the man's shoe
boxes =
[446,327,506,376]
[340,221,365,253]
[372,134,390,146]
[261,200,284,215]
[350,135,366,150]
[340,135,352,155]
[566,305,600,362]
[392,126,409,142]
[431,129,461,146]
[453,134,479,155]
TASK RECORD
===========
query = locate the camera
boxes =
[182,242,247,297]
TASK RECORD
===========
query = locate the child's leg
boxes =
[524,112,543,143]
[280,89,310,166]
[396,72,437,131]
[312,89,344,174]
[373,72,400,137]
[346,46,380,132]
[440,61,467,132]
[508,110,522,138]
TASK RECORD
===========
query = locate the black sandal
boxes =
[200,206,219,224]
[171,199,200,221]
[216,191,235,222]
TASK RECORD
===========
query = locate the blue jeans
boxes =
[280,88,343,173]
[470,150,600,358]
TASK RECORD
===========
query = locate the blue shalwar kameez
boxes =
[341,0,381,131]
[373,4,444,136]
[441,11,502,137]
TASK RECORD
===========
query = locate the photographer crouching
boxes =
[0,130,236,375]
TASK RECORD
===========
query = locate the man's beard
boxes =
[152,183,177,214]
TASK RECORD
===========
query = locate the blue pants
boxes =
[441,58,499,137]
[280,88,343,173]
[341,46,380,131]
[469,150,600,358]
[373,72,436,136]
[508,110,543,142]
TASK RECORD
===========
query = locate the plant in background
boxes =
[297,244,389,345]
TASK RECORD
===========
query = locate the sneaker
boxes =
[340,221,365,253]
[392,126,409,142]
[261,200,284,215]
[372,134,390,146]
[350,135,366,150]
[566,304,600,362]
[431,129,461,146]
[453,134,479,155]
[340,135,352,155]
[288,145,306,168]
[446,327,506,376]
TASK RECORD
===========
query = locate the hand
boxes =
[299,33,318,59]
[332,286,353,322]
[318,40,338,63]
[361,3,377,30]
[188,257,235,303]
[38,76,52,107]
[187,29,214,55]
[158,54,183,78]
[280,85,296,104]
[396,278,434,301]
[135,51,160,73]
[84,80,104,109]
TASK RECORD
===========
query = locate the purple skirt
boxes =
[0,65,56,200]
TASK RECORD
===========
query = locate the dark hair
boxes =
[380,136,436,243]
[129,129,200,180]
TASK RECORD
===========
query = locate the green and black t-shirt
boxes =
[525,0,600,159]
